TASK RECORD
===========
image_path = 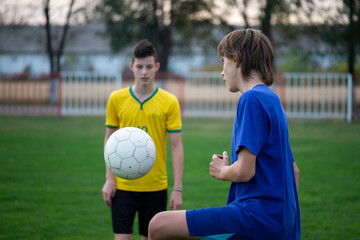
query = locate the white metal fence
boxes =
[61,71,121,115]
[0,71,353,122]
[184,72,241,117]
[281,73,352,122]
[184,72,353,122]
[0,73,60,115]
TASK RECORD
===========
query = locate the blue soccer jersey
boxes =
[186,84,300,239]
[227,84,300,239]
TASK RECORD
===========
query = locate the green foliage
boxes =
[95,0,227,70]
[96,0,217,49]
[0,116,359,239]
[328,56,360,74]
[199,63,223,72]
[304,0,360,74]
[277,50,318,72]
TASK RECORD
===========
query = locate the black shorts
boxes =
[111,189,167,236]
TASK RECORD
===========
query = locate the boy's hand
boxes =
[169,190,182,210]
[209,151,230,181]
[102,180,116,207]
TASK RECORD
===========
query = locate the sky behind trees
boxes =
[1,0,342,26]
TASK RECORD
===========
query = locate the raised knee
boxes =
[148,213,163,240]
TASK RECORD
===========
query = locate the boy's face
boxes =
[221,57,243,93]
[130,56,160,87]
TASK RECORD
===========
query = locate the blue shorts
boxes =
[201,234,244,240]
[186,206,249,239]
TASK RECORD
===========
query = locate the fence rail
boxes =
[0,71,353,122]
[184,72,241,117]
[61,71,121,115]
[0,73,61,116]
[280,73,352,122]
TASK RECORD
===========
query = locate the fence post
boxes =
[276,72,286,110]
[57,73,62,118]
[347,73,353,123]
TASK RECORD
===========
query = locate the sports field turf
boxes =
[0,116,359,239]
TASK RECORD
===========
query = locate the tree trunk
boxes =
[56,0,75,73]
[346,0,357,120]
[158,26,172,72]
[260,0,276,73]
[44,0,75,104]
[347,0,355,76]
[44,0,54,73]
[260,0,275,43]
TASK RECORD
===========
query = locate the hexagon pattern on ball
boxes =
[104,127,156,180]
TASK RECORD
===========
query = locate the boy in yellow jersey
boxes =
[102,39,184,240]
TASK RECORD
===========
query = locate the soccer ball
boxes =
[104,127,156,180]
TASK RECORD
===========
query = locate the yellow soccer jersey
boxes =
[105,86,182,192]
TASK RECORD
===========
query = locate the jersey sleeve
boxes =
[235,96,269,156]
[105,93,119,128]
[166,96,182,132]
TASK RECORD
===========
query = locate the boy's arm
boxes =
[293,162,300,193]
[168,132,184,210]
[102,127,118,207]
[210,147,256,183]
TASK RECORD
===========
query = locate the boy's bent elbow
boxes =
[293,162,300,179]
[232,169,255,183]
[293,162,300,192]
[295,164,300,175]
[243,170,255,182]
[295,167,300,178]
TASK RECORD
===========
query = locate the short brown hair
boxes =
[132,39,158,63]
[217,29,274,86]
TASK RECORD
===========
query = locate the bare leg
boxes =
[148,210,200,240]
[115,233,132,240]
[114,233,149,240]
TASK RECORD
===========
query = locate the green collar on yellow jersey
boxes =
[129,86,159,110]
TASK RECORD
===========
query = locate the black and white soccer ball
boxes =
[104,127,156,180]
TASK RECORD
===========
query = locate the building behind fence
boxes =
[0,71,354,122]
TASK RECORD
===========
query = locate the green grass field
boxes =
[0,116,359,240]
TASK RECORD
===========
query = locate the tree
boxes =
[95,0,225,72]
[224,0,251,29]
[0,0,37,26]
[0,0,39,53]
[43,0,75,73]
[324,0,360,118]
[299,0,359,118]
[43,0,90,104]
[224,0,315,42]
[343,0,359,77]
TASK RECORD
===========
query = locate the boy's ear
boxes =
[156,62,160,71]
[129,62,134,71]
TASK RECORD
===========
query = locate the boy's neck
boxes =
[243,71,264,91]
[132,83,157,101]
[243,79,263,91]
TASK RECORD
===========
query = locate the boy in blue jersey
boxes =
[148,28,300,240]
